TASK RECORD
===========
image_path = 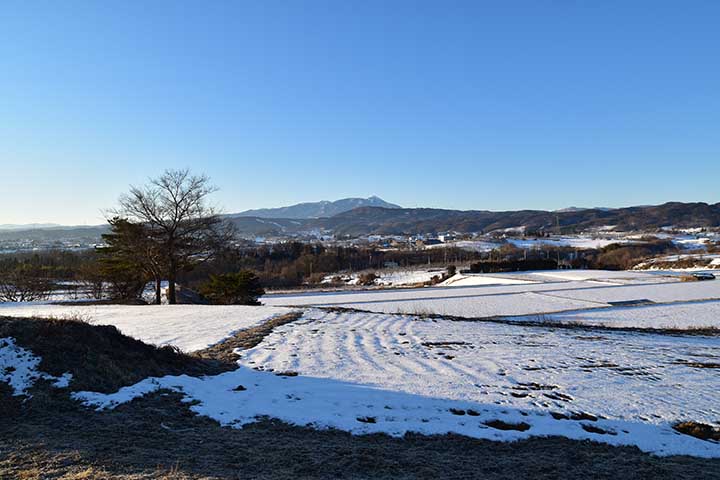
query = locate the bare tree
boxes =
[114,169,233,304]
[0,267,53,303]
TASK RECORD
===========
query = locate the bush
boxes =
[101,264,147,300]
[357,272,378,286]
[0,265,53,302]
[591,239,676,270]
[200,271,265,305]
[446,265,457,277]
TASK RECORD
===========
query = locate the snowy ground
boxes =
[263,270,720,323]
[506,237,630,249]
[323,269,445,287]
[635,253,720,271]
[439,273,537,287]
[3,268,719,458]
[73,309,720,457]
[517,300,720,330]
[0,304,292,352]
[0,337,71,396]
[425,240,502,252]
[537,280,720,306]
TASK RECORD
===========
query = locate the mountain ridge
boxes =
[2,201,719,242]
[231,196,401,219]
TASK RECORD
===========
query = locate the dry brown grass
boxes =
[3,314,720,479]
[673,422,720,442]
[0,316,232,393]
[3,389,720,480]
[195,311,303,363]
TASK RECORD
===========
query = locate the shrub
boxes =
[0,265,53,302]
[200,271,265,305]
[306,273,326,285]
[357,272,378,286]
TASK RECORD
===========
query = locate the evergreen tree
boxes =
[200,271,265,305]
[100,218,164,302]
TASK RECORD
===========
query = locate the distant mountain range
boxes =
[0,223,63,231]
[232,196,400,219]
[226,202,720,237]
[0,225,108,242]
[313,202,720,236]
[2,201,719,244]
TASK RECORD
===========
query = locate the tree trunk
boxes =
[168,278,176,304]
[154,277,162,305]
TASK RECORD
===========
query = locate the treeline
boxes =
[0,250,96,302]
[0,236,684,301]
[584,238,678,270]
[182,243,486,289]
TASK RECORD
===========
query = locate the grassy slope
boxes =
[1,315,719,479]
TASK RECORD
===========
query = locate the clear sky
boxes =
[1,1,718,225]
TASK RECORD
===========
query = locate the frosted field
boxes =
[263,272,671,309]
[3,268,719,457]
[323,269,445,286]
[263,270,720,325]
[72,309,720,457]
[439,273,536,287]
[507,237,630,249]
[351,292,601,317]
[0,304,292,352]
[522,300,720,330]
[543,280,720,305]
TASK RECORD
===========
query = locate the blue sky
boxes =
[1,1,718,224]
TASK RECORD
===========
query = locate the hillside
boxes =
[320,202,720,235]
[3,202,719,244]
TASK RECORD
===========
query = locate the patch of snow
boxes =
[517,300,720,330]
[0,305,293,352]
[440,273,537,287]
[0,337,72,396]
[507,237,629,250]
[265,270,704,318]
[425,240,501,252]
[74,310,720,457]
[323,269,444,287]
[537,280,720,305]
[524,270,665,283]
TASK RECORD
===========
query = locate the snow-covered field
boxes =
[426,240,502,252]
[541,280,720,306]
[507,237,629,250]
[263,270,720,323]
[0,304,292,352]
[323,269,445,286]
[634,253,720,271]
[519,300,720,330]
[439,273,537,287]
[517,269,675,283]
[347,292,602,317]
[73,309,720,457]
[3,268,720,458]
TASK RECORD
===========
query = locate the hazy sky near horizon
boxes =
[1,1,719,224]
